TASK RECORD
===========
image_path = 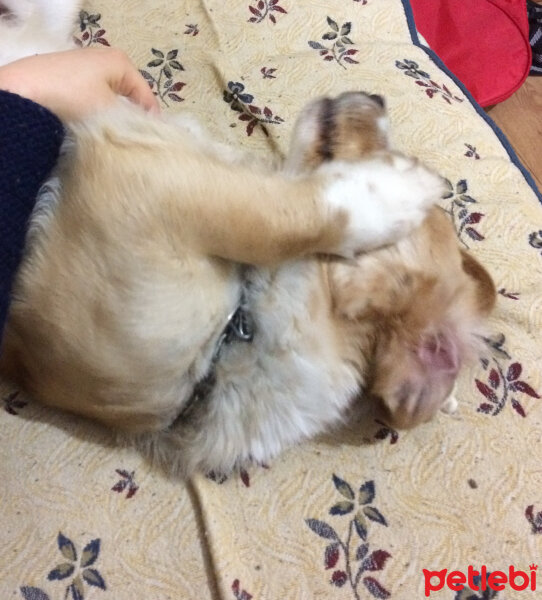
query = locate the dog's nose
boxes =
[369,94,385,108]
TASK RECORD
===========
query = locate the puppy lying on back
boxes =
[0,1,495,476]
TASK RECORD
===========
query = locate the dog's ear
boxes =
[329,258,435,321]
[460,250,496,314]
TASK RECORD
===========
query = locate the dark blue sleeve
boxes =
[0,90,65,344]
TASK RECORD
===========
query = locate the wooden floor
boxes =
[488,76,542,191]
[488,0,542,189]
[487,0,542,190]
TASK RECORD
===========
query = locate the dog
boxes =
[0,0,495,475]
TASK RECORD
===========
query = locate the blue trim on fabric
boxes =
[400,0,542,205]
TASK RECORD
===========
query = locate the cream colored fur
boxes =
[0,1,496,476]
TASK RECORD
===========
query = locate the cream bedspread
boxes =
[2,1,542,599]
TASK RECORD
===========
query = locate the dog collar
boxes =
[176,293,254,421]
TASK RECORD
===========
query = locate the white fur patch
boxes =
[320,156,445,257]
[0,0,79,65]
[377,116,390,139]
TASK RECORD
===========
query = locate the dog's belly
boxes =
[178,261,362,471]
[2,216,241,432]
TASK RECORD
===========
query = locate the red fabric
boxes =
[409,0,532,106]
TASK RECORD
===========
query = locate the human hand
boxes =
[0,47,160,121]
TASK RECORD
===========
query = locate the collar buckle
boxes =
[226,305,254,343]
[176,296,255,423]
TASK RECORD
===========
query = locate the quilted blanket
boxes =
[2,1,542,599]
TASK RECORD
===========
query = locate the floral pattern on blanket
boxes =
[525,505,542,534]
[308,17,360,69]
[2,0,542,599]
[477,335,541,418]
[529,230,542,254]
[306,476,391,599]
[395,59,464,103]
[247,0,287,24]
[442,178,486,247]
[231,579,254,600]
[223,81,284,136]
[20,534,106,600]
[139,49,186,107]
[454,577,500,600]
[111,469,139,498]
[75,11,110,47]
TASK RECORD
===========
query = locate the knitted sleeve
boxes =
[0,90,65,343]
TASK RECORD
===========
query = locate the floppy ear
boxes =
[460,250,496,314]
[330,260,436,322]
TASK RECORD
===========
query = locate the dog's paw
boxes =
[320,155,444,257]
[440,394,458,415]
[440,385,459,415]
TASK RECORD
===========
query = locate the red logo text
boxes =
[423,564,537,597]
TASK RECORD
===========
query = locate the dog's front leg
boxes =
[71,114,442,266]
[151,153,443,266]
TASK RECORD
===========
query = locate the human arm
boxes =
[0,47,159,121]
[0,89,64,342]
